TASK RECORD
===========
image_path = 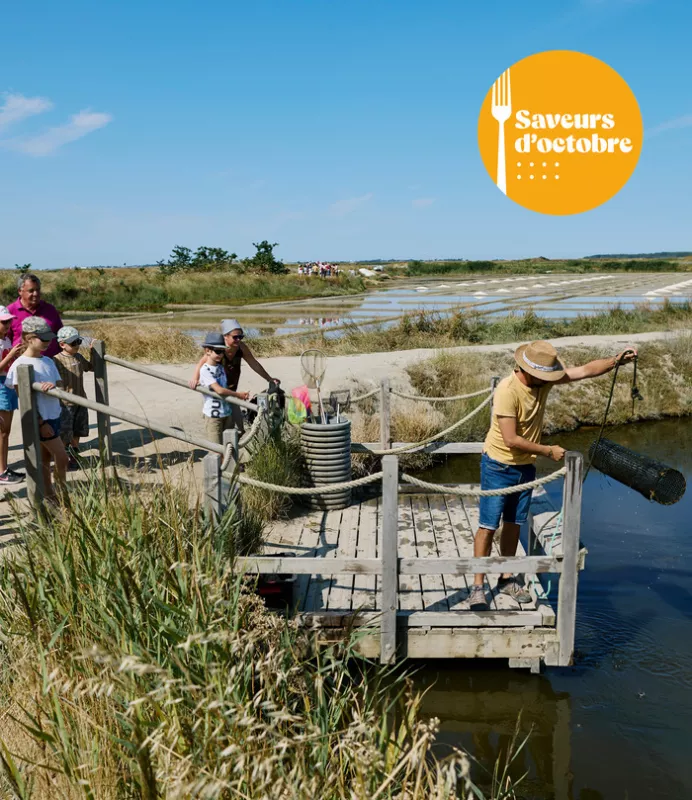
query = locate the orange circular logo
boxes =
[478,50,643,215]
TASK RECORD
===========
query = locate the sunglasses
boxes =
[229,334,244,341]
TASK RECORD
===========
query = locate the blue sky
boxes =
[0,0,689,267]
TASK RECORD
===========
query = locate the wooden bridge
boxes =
[14,352,585,672]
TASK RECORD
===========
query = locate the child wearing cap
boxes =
[199,333,250,444]
[5,317,69,500]
[54,326,94,468]
[0,305,24,484]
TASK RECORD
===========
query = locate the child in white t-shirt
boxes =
[6,317,69,499]
[0,305,23,484]
[199,333,250,444]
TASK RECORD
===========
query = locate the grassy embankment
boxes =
[0,268,367,314]
[404,256,692,277]
[249,301,692,358]
[350,335,692,455]
[0,473,528,799]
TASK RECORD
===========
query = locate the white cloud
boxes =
[412,197,435,208]
[0,92,53,131]
[645,114,692,139]
[328,192,373,217]
[6,110,113,156]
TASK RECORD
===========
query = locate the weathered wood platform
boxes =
[261,489,568,666]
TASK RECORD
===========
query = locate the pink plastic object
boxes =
[292,385,312,415]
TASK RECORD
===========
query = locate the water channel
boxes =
[416,418,692,799]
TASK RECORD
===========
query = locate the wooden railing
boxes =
[15,355,584,667]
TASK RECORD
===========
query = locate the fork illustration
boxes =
[491,68,512,195]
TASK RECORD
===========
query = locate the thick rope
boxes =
[389,386,492,402]
[228,471,384,495]
[400,467,567,496]
[368,392,493,455]
[351,387,379,403]
[238,407,266,449]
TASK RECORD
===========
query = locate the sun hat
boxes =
[22,316,56,341]
[57,325,81,344]
[221,319,243,336]
[514,340,565,382]
[203,332,227,350]
[0,305,15,322]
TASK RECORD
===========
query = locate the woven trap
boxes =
[588,438,686,506]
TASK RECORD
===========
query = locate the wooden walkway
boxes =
[261,489,568,666]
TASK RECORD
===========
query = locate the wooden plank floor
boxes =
[265,494,556,628]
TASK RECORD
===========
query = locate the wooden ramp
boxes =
[263,493,560,666]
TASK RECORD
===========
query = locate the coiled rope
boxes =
[368,392,493,455]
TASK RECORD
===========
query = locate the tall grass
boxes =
[83,322,200,362]
[250,302,692,357]
[0,473,504,799]
[0,268,366,313]
[405,335,692,440]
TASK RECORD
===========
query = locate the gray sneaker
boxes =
[468,585,489,611]
[497,577,532,604]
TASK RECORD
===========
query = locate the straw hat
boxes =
[514,340,565,382]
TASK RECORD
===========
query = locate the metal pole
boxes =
[92,340,112,464]
[17,364,45,512]
[557,451,583,666]
[379,378,391,452]
[380,454,398,664]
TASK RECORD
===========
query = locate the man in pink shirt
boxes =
[8,273,63,358]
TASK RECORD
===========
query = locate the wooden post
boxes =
[17,364,45,512]
[92,340,112,464]
[557,451,583,666]
[221,427,240,513]
[379,378,391,452]
[489,376,500,420]
[380,454,398,664]
[203,451,223,523]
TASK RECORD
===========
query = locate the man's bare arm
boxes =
[497,416,565,461]
[557,348,637,384]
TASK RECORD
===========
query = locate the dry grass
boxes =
[404,334,692,441]
[82,321,200,362]
[0,473,493,799]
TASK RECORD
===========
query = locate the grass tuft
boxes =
[0,472,496,799]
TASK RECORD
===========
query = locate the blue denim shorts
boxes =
[0,376,18,412]
[478,453,536,530]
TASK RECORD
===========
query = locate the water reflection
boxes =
[415,419,692,799]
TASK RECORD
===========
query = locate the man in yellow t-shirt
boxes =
[469,340,637,611]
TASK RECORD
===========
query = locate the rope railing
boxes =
[389,386,493,402]
[367,392,493,455]
[400,467,567,496]
[350,385,493,404]
[229,471,384,495]
[351,387,380,403]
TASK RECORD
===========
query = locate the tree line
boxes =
[157,240,287,276]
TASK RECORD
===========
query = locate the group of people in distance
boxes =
[0,275,279,501]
